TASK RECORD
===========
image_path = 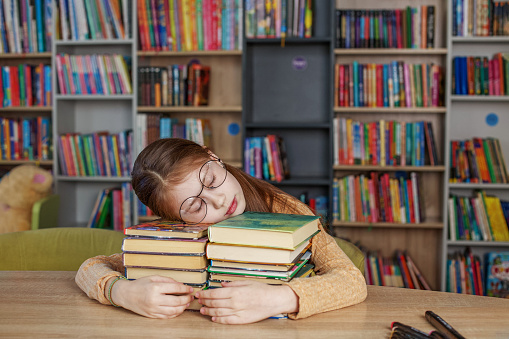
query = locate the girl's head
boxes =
[132,138,290,223]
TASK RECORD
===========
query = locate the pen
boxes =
[425,311,466,339]
[391,322,431,339]
[390,327,425,339]
[428,330,448,339]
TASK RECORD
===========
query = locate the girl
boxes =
[75,138,367,324]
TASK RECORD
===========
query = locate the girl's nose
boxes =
[200,188,226,209]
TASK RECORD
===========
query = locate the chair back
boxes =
[31,194,60,230]
[0,227,125,271]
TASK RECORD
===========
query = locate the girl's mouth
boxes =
[225,196,237,216]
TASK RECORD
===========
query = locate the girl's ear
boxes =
[202,145,219,160]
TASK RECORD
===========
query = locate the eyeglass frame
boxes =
[178,157,228,225]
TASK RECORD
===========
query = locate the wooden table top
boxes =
[0,271,508,338]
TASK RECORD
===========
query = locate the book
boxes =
[125,266,208,284]
[208,251,311,279]
[122,236,208,254]
[124,220,210,238]
[206,239,312,265]
[123,252,208,269]
[209,263,315,285]
[207,211,320,250]
[485,251,509,298]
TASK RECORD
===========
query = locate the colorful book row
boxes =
[334,62,444,108]
[137,197,155,218]
[450,137,509,183]
[0,116,51,161]
[361,249,431,290]
[333,118,439,167]
[448,190,509,241]
[137,63,210,107]
[244,135,290,183]
[56,0,131,40]
[446,248,485,295]
[1,64,51,107]
[335,6,436,49]
[245,0,313,39]
[55,54,132,95]
[453,0,509,36]
[0,0,52,54]
[138,0,242,51]
[87,183,133,231]
[57,130,133,177]
[332,172,425,224]
[452,53,509,96]
[136,114,212,151]
[298,193,328,220]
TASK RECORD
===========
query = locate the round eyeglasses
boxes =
[179,159,228,224]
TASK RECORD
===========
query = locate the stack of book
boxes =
[206,211,320,316]
[122,220,210,310]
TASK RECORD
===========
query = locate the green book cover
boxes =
[210,211,319,233]
[414,64,423,107]
[82,135,94,176]
[83,0,96,39]
[18,65,25,106]
[482,139,496,183]
[196,0,204,50]
[145,0,155,49]
[96,193,112,229]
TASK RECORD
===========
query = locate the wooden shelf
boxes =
[450,95,509,102]
[137,50,242,57]
[334,48,448,55]
[246,37,331,44]
[55,39,133,46]
[56,94,134,100]
[55,175,131,182]
[332,220,444,229]
[334,107,447,113]
[0,106,52,112]
[0,52,51,59]
[451,36,509,43]
[137,106,242,112]
[449,183,509,189]
[266,177,331,186]
[333,165,446,172]
[447,240,509,247]
[0,160,53,166]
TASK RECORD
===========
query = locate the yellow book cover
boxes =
[169,0,177,51]
[484,195,509,241]
[3,119,10,160]
[181,0,193,51]
[111,135,122,177]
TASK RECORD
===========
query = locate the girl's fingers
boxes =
[160,294,194,307]
[200,306,235,317]
[197,297,231,308]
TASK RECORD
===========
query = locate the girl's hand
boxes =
[196,280,299,324]
[110,275,194,319]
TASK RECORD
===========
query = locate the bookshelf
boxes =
[441,0,509,292]
[331,0,449,290]
[51,0,136,228]
[242,1,334,212]
[0,44,53,170]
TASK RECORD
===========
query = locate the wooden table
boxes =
[0,271,508,338]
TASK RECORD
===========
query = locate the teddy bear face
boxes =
[0,165,53,215]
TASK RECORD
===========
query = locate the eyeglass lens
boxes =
[179,160,227,224]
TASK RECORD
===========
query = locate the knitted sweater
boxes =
[75,198,367,319]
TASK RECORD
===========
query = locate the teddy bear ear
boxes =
[33,173,47,184]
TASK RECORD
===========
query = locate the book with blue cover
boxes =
[485,251,509,298]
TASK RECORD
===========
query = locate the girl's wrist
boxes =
[276,285,299,314]
[105,276,128,308]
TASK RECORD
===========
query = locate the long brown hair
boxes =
[131,138,306,220]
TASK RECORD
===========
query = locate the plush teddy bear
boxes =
[0,165,53,234]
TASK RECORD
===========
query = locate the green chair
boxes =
[31,194,60,230]
[334,237,365,275]
[0,227,125,271]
